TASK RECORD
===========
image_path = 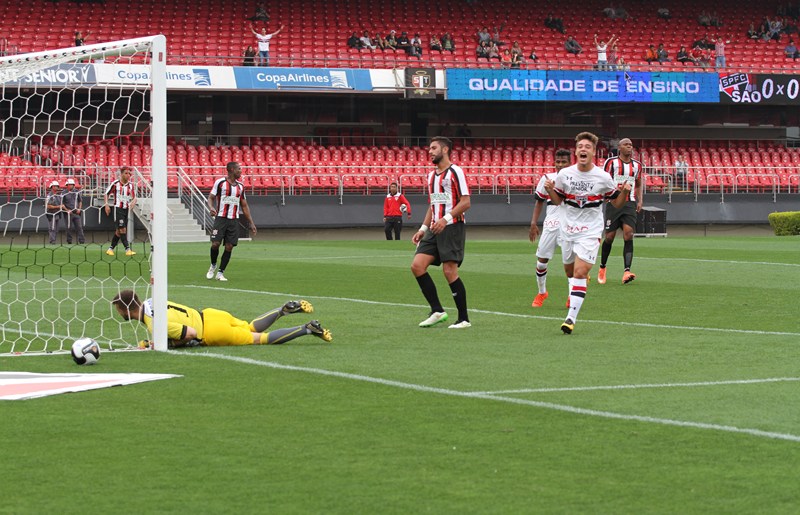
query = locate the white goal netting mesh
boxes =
[0,38,162,355]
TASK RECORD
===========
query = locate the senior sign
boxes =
[446,69,719,103]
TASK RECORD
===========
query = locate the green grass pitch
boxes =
[1,233,799,513]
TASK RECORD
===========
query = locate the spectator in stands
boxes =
[45,181,64,245]
[374,33,388,50]
[657,7,671,20]
[616,56,630,71]
[347,32,361,49]
[250,24,284,66]
[487,41,500,61]
[360,31,376,50]
[693,35,714,50]
[492,25,505,46]
[397,31,411,52]
[604,4,630,20]
[243,45,256,66]
[510,41,524,60]
[594,33,618,70]
[674,155,688,188]
[476,41,490,60]
[511,51,524,68]
[501,48,513,68]
[691,45,711,69]
[74,30,90,47]
[747,23,761,40]
[544,13,566,34]
[62,178,85,245]
[476,27,491,44]
[607,42,619,69]
[565,36,582,55]
[528,48,539,61]
[785,39,799,58]
[714,36,731,69]
[442,33,455,52]
[644,44,658,63]
[656,43,669,63]
[386,30,398,50]
[455,124,472,142]
[409,38,424,59]
[676,45,691,63]
[698,11,711,27]
[709,11,723,27]
[769,18,784,40]
[247,3,269,22]
[430,34,442,52]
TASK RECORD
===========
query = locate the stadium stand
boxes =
[0,0,799,72]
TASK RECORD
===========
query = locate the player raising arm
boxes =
[544,132,630,334]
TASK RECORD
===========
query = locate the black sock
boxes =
[600,239,613,268]
[219,250,232,273]
[623,239,634,270]
[110,235,119,249]
[449,277,469,322]
[415,273,443,313]
[121,235,129,249]
[210,246,220,266]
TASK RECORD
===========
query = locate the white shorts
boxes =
[561,237,601,265]
[535,228,561,260]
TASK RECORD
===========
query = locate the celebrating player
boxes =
[206,161,257,282]
[411,136,471,329]
[544,132,630,334]
[529,148,572,308]
[597,137,644,285]
[111,290,332,347]
[104,166,137,256]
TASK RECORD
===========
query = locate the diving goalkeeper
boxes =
[111,290,332,347]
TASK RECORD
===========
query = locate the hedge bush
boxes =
[767,211,800,236]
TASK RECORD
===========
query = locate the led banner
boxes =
[232,67,373,91]
[0,64,96,86]
[94,64,236,89]
[446,69,720,103]
[719,72,800,104]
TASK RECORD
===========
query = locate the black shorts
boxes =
[211,217,240,246]
[415,222,466,266]
[113,208,129,229]
[604,201,637,232]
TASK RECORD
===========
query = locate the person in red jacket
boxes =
[383,182,412,240]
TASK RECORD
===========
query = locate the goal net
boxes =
[0,36,168,355]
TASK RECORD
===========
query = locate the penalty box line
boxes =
[185,285,800,337]
[172,350,800,444]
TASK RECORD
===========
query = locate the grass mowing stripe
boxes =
[475,377,800,394]
[176,350,800,444]
[183,284,800,337]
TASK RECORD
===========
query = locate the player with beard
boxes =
[411,136,472,329]
[544,132,630,334]
[597,137,644,285]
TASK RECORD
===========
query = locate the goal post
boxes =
[0,35,168,354]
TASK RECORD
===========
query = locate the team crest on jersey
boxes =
[211,229,218,236]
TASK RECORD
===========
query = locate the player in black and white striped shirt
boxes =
[104,166,137,256]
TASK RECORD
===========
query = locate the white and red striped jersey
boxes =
[553,164,620,241]
[105,180,135,209]
[210,177,246,219]
[534,172,563,232]
[603,156,643,202]
[426,164,469,224]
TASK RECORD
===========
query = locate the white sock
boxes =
[567,278,588,322]
[535,262,548,294]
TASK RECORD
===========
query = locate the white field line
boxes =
[172,351,800,444]
[473,377,800,395]
[185,285,800,337]
[634,256,800,268]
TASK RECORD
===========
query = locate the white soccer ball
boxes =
[400,204,407,213]
[71,338,101,365]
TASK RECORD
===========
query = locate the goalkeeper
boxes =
[111,290,332,348]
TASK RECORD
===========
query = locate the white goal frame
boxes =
[0,35,169,352]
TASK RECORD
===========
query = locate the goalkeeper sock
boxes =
[249,307,283,332]
[219,250,232,272]
[536,261,548,294]
[623,239,634,270]
[416,273,443,313]
[260,326,306,345]
[210,246,219,266]
[567,278,587,322]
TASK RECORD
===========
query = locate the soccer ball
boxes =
[71,338,101,365]
[400,204,407,213]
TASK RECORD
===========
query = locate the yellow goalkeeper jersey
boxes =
[142,298,204,342]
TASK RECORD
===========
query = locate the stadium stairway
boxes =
[135,197,208,243]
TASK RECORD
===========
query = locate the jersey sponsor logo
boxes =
[544,219,560,228]
[220,195,241,207]
[565,223,590,234]
[429,192,452,204]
